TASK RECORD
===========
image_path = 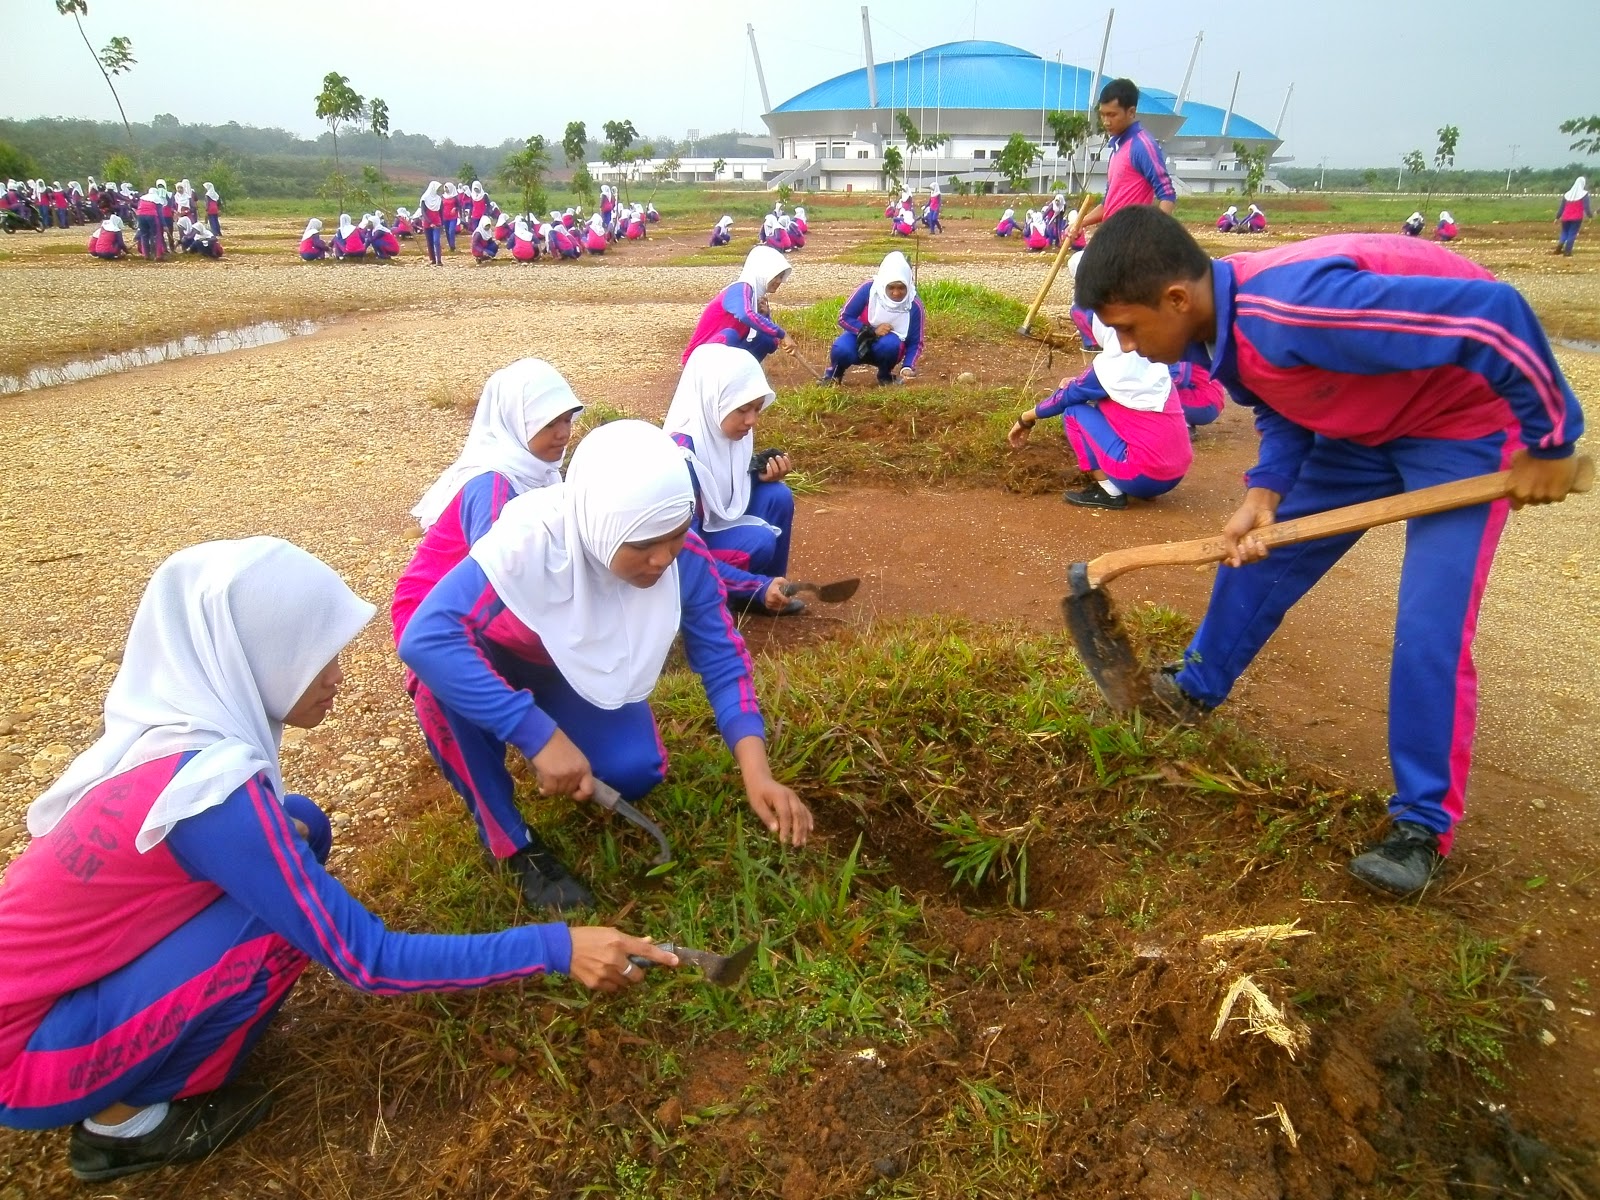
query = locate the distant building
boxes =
[754,40,1287,194]
[587,156,769,185]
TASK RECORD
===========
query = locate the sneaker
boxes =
[1148,663,1213,723]
[68,1083,274,1182]
[504,835,595,912]
[1347,821,1442,897]
[1063,483,1128,510]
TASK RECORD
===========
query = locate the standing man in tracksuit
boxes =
[1065,77,1181,509]
[1074,207,1587,898]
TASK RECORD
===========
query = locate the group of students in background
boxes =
[298,180,662,266]
[707,202,810,251]
[994,193,1089,254]
[885,185,943,236]
[1401,209,1458,241]
[1,176,228,262]
[1215,203,1268,233]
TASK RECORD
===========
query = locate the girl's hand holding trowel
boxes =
[569,928,679,994]
[531,727,596,801]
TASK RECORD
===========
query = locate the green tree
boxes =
[650,153,681,198]
[457,161,477,182]
[712,156,727,178]
[368,97,390,173]
[1560,115,1600,156]
[499,135,551,217]
[601,119,638,198]
[360,165,388,206]
[994,133,1042,193]
[103,150,135,186]
[882,145,904,194]
[1362,168,1381,191]
[1045,111,1090,189]
[562,120,587,166]
[55,3,136,148]
[0,140,37,181]
[1233,141,1271,197]
[314,71,364,208]
[1428,123,1460,203]
[894,112,921,187]
[1401,149,1426,192]
[570,164,596,207]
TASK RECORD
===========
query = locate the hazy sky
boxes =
[3,0,1591,170]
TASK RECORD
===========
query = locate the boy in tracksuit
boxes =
[1074,206,1586,897]
[1077,78,1177,233]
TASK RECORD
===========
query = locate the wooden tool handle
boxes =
[1087,455,1593,588]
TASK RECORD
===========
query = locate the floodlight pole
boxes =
[746,24,772,116]
[1221,71,1240,140]
[1273,83,1293,137]
[861,7,878,108]
[1175,31,1203,115]
[1089,8,1114,133]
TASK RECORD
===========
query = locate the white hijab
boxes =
[204,182,219,201]
[469,421,695,709]
[1439,211,1454,224]
[761,213,778,237]
[1565,177,1587,203]
[338,213,354,239]
[1408,211,1424,224]
[514,217,533,242]
[738,245,791,301]
[795,206,806,222]
[27,539,373,852]
[717,215,733,230]
[589,213,606,234]
[1224,205,1238,217]
[301,217,323,240]
[471,180,485,201]
[422,181,443,212]
[866,251,917,339]
[1088,315,1173,412]
[664,345,777,534]
[1000,208,1015,222]
[100,215,122,233]
[411,360,584,529]
[474,215,494,238]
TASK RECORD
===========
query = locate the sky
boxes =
[3,0,1592,170]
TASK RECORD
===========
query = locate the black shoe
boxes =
[1148,662,1213,723]
[68,1083,274,1182]
[1063,483,1128,510]
[1347,821,1442,897]
[505,835,595,912]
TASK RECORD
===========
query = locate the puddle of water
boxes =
[1554,338,1600,355]
[0,319,320,396]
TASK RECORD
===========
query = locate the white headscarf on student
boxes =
[204,182,219,202]
[1439,211,1454,224]
[422,181,443,213]
[471,180,485,201]
[1409,211,1424,224]
[664,344,778,535]
[100,215,123,233]
[514,216,533,242]
[866,251,917,339]
[474,215,494,238]
[411,359,584,529]
[301,217,323,240]
[1565,177,1587,203]
[717,215,733,231]
[27,539,374,852]
[738,244,791,302]
[1000,208,1015,222]
[469,421,695,709]
[1224,205,1238,217]
[1088,314,1172,412]
[589,213,606,234]
[761,213,778,238]
[337,213,354,240]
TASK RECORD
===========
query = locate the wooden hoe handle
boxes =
[1086,455,1594,589]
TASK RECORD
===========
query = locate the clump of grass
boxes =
[780,281,1027,347]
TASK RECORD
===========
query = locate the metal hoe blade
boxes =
[1061,561,1152,712]
[589,779,673,865]
[629,941,759,987]
[781,577,861,604]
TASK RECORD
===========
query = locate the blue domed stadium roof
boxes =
[772,40,1275,141]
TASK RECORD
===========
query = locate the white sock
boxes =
[83,1102,169,1139]
[1098,478,1124,497]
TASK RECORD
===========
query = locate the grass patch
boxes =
[161,617,1550,1199]
[781,280,1026,348]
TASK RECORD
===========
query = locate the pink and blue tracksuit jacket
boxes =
[669,434,794,606]
[391,471,518,646]
[827,282,925,381]
[0,751,569,1129]
[1172,234,1584,849]
[682,282,786,364]
[397,535,764,860]
[1035,366,1194,498]
[1102,119,1177,220]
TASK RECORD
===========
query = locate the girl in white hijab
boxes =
[1557,177,1591,255]
[1216,204,1238,232]
[681,245,794,364]
[665,345,800,614]
[333,213,363,260]
[823,251,924,385]
[419,181,444,265]
[299,216,329,260]
[0,538,669,1176]
[994,207,1017,237]
[1403,211,1425,237]
[398,420,812,910]
[470,214,499,261]
[512,215,539,261]
[710,214,734,246]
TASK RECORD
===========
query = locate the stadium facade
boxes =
[752,39,1287,195]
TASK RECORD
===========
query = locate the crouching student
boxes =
[646,203,660,224]
[394,206,415,238]
[1073,205,1588,896]
[666,345,802,616]
[493,209,514,250]
[0,537,675,1183]
[398,421,813,910]
[333,214,367,260]
[710,215,733,246]
[185,221,223,259]
[87,215,127,259]
[1402,211,1424,237]
[299,217,330,261]
[994,207,1018,238]
[512,217,541,262]
[368,217,400,259]
[682,246,794,363]
[584,214,608,254]
[1216,205,1238,232]
[1239,204,1267,233]
[823,251,925,385]
[1024,212,1049,252]
[624,207,647,240]
[1008,324,1194,510]
[1435,211,1458,242]
[471,216,499,261]
[1172,360,1227,428]
[549,221,581,259]
[793,207,809,236]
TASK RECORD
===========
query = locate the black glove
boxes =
[749,447,786,475]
